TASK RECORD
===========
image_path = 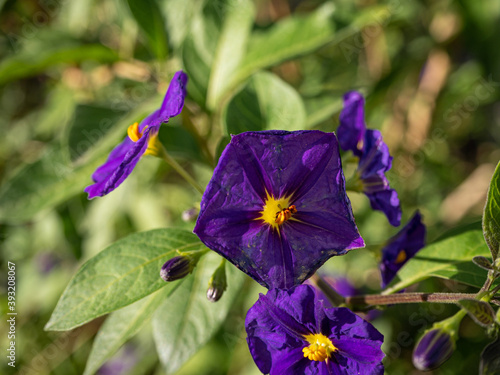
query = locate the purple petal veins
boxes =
[194,130,364,289]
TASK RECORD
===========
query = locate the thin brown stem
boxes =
[345,292,479,307]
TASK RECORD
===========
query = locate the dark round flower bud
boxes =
[206,261,227,302]
[412,328,455,371]
[160,255,195,282]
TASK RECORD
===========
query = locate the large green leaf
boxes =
[483,161,500,261]
[206,0,255,110]
[126,0,168,59]
[223,71,306,134]
[384,230,491,294]
[230,3,336,87]
[153,252,245,374]
[45,229,207,331]
[83,286,178,375]
[162,0,206,50]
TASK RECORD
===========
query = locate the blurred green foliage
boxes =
[1,0,499,374]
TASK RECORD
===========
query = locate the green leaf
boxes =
[305,95,343,129]
[158,124,206,163]
[483,161,500,261]
[206,0,255,110]
[152,252,245,375]
[162,0,206,50]
[126,0,169,59]
[458,299,496,328]
[223,71,306,134]
[0,145,102,223]
[83,286,178,375]
[473,256,494,271]
[384,230,492,294]
[480,337,500,375]
[0,43,117,85]
[231,3,336,86]
[45,228,207,331]
[65,105,127,162]
[180,4,222,108]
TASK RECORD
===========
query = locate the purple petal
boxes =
[194,130,364,289]
[84,71,188,199]
[380,211,426,287]
[338,91,366,157]
[366,189,402,227]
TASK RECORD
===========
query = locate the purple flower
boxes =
[338,91,366,157]
[380,210,426,288]
[338,91,402,226]
[194,130,364,289]
[245,284,385,375]
[84,71,188,199]
[357,129,401,227]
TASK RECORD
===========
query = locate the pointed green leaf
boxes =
[83,286,179,375]
[126,0,169,59]
[483,161,500,261]
[384,230,492,294]
[153,252,245,375]
[480,337,500,375]
[45,229,207,331]
[232,3,336,85]
[473,256,494,271]
[206,0,255,110]
[223,71,306,134]
[458,299,496,328]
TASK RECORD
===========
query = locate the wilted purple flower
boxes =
[338,91,366,157]
[358,129,401,226]
[194,130,364,289]
[413,328,455,371]
[380,210,426,288]
[245,284,385,375]
[85,71,188,198]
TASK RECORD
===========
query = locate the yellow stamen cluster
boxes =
[395,250,407,264]
[302,333,337,362]
[258,192,295,230]
[127,122,143,142]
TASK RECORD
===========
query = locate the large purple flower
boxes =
[338,91,366,157]
[85,71,188,199]
[193,130,364,289]
[245,284,385,375]
[380,210,426,288]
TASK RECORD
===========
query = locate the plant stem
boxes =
[160,146,205,195]
[309,274,345,306]
[345,292,479,307]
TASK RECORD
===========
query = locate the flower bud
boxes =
[206,261,227,302]
[160,255,197,282]
[182,207,199,222]
[412,328,455,371]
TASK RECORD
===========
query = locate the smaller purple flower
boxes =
[380,210,426,288]
[338,91,366,157]
[357,129,402,227]
[85,71,188,199]
[246,284,385,375]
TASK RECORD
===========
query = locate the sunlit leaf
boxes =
[45,229,207,331]
[223,71,306,134]
[384,230,491,294]
[483,161,500,261]
[153,252,245,375]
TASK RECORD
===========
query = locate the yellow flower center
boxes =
[395,250,407,264]
[127,122,143,142]
[302,333,337,362]
[258,192,295,230]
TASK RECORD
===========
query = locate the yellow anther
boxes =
[303,333,337,362]
[395,250,407,264]
[257,192,295,230]
[127,122,143,142]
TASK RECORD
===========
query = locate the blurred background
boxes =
[0,0,499,374]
